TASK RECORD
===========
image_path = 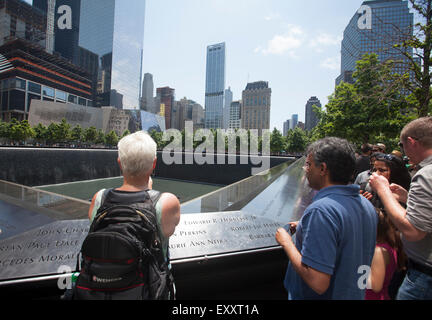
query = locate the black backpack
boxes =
[72,189,175,300]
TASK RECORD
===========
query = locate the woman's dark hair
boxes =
[307,137,356,184]
[376,208,407,271]
[374,154,412,191]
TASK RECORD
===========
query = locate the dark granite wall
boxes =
[0,148,293,187]
[1,148,120,187]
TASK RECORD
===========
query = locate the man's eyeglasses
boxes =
[399,136,419,153]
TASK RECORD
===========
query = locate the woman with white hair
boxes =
[88,131,180,254]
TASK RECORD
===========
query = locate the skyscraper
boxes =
[141,73,155,113]
[156,87,175,130]
[223,87,233,129]
[204,42,226,129]
[305,97,321,131]
[228,101,241,130]
[336,0,414,85]
[33,0,146,109]
[283,120,291,137]
[241,81,271,136]
[172,98,204,131]
[291,114,299,130]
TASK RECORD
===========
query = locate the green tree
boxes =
[84,126,98,144]
[8,119,35,143]
[0,120,10,140]
[270,128,286,154]
[56,118,71,142]
[95,129,106,145]
[149,130,164,150]
[46,122,59,144]
[33,123,48,144]
[396,0,432,117]
[44,119,71,144]
[286,127,309,153]
[70,125,83,143]
[316,53,415,145]
[105,130,119,147]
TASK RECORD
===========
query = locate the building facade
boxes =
[156,86,175,130]
[140,73,155,113]
[336,0,414,85]
[28,100,165,136]
[223,87,233,129]
[297,121,305,130]
[172,97,204,131]
[0,39,92,121]
[241,81,271,136]
[204,42,225,129]
[305,96,321,131]
[283,120,290,137]
[291,114,298,130]
[0,0,46,48]
[33,0,146,109]
[228,100,241,130]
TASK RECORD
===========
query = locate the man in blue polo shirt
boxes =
[276,137,378,300]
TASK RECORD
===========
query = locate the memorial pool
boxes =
[0,157,312,299]
[36,177,224,204]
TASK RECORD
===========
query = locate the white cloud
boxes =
[320,56,340,70]
[255,25,305,57]
[309,33,342,50]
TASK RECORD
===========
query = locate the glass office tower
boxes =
[33,0,146,109]
[205,42,226,129]
[305,96,321,131]
[336,0,414,85]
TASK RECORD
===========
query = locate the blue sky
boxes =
[25,0,381,131]
[142,0,364,131]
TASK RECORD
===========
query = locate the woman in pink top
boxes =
[366,209,406,300]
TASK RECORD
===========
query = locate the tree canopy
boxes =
[314,53,417,149]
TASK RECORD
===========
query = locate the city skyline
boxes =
[141,0,373,133]
[23,0,417,132]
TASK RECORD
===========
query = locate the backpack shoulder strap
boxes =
[89,188,111,222]
[100,188,112,208]
[147,190,162,206]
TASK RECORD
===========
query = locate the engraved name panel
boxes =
[0,220,90,281]
[0,212,285,282]
[169,211,284,260]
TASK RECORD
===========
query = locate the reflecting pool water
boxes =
[36,177,223,204]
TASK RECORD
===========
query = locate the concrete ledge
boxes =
[0,148,294,187]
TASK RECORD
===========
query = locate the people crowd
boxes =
[69,118,431,301]
[276,117,432,300]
